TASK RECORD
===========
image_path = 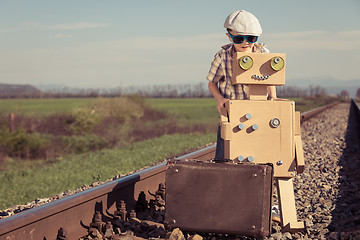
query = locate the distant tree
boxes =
[356,88,360,99]
[277,86,309,98]
[308,85,327,97]
[339,90,350,99]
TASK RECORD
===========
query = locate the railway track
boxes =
[1,100,359,240]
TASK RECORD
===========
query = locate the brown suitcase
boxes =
[164,160,273,238]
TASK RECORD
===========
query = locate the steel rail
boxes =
[0,162,166,240]
[351,98,360,120]
[0,101,339,240]
[300,102,338,123]
[0,144,214,239]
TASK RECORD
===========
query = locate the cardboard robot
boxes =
[220,52,305,232]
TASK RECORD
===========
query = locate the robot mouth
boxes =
[252,74,270,80]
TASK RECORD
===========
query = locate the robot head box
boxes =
[232,52,286,86]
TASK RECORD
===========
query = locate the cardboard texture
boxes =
[221,100,297,177]
[225,53,305,231]
[277,178,305,232]
[232,52,286,86]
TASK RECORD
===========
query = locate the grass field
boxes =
[0,97,333,116]
[0,98,95,116]
[0,133,215,210]
[146,98,218,126]
[0,96,337,210]
[0,97,220,210]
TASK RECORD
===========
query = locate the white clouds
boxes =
[338,30,360,36]
[0,34,217,87]
[48,22,110,30]
[0,22,110,32]
[107,30,360,54]
[1,30,359,88]
[266,30,328,38]
[48,33,73,39]
[260,29,360,81]
[263,30,360,51]
[109,33,225,51]
[2,1,359,89]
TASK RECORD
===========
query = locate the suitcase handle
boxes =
[211,158,234,163]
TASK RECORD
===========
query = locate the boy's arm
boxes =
[208,81,227,114]
[267,86,277,99]
[267,86,287,101]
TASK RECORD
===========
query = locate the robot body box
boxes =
[221,100,301,178]
[164,160,273,238]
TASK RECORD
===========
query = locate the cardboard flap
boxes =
[295,135,305,174]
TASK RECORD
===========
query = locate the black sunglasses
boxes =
[228,32,258,44]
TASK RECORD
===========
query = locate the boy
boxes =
[206,10,277,159]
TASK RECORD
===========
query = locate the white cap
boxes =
[224,10,262,36]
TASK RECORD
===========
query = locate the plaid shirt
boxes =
[206,43,269,100]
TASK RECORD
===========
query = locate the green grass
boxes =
[0,97,334,118]
[0,97,220,125]
[145,97,332,126]
[146,98,218,126]
[0,98,95,116]
[289,97,337,113]
[0,132,216,210]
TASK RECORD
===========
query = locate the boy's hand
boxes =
[268,97,287,101]
[217,98,228,114]
[208,82,229,114]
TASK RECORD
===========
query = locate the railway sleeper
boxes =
[74,185,167,240]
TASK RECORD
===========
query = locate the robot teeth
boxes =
[252,75,270,80]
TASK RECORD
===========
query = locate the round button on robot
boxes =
[270,118,281,128]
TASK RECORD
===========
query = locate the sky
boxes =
[0,0,359,90]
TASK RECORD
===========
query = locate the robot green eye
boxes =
[239,55,253,70]
[271,56,285,71]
